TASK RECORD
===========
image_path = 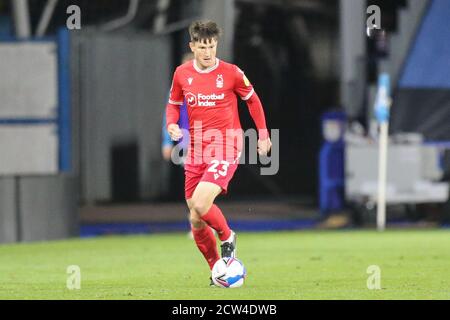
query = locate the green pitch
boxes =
[0,230,449,300]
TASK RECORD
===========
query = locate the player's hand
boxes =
[257,137,272,156]
[168,124,183,142]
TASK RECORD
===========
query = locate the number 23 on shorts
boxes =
[207,160,230,178]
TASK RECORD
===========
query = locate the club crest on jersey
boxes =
[188,77,193,85]
[216,74,224,88]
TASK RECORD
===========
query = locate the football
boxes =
[211,257,247,288]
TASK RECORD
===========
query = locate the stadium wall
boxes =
[0,177,16,243]
[0,175,78,243]
[71,31,172,203]
[0,31,79,243]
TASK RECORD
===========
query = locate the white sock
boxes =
[222,230,235,244]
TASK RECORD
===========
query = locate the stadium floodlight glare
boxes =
[374,73,391,232]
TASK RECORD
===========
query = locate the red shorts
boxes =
[184,159,239,200]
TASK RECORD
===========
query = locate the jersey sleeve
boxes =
[168,69,184,106]
[233,66,269,140]
[233,66,255,101]
[166,69,183,127]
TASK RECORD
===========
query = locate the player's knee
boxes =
[189,212,205,229]
[191,199,212,216]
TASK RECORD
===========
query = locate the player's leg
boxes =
[185,169,220,270]
[190,182,236,258]
[190,182,230,239]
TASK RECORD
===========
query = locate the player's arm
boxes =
[246,92,272,156]
[234,66,272,156]
[166,69,184,141]
[161,112,174,161]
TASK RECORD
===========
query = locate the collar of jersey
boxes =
[193,58,220,74]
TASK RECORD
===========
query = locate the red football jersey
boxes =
[168,58,255,164]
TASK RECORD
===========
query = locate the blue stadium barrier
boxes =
[319,111,346,215]
[399,0,450,89]
[80,219,319,237]
[0,28,72,173]
[57,28,72,172]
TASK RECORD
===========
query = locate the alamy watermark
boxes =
[169,124,279,176]
[366,265,381,290]
[366,5,381,36]
[66,265,81,290]
[66,5,81,30]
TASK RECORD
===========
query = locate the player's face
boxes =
[190,38,218,70]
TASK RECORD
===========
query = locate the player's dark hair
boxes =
[189,20,222,43]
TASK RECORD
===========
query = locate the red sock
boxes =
[200,204,231,242]
[191,225,220,270]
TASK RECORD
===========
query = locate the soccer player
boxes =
[165,20,271,284]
